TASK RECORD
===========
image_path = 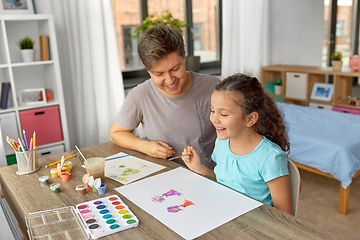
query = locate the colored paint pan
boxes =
[76,195,139,239]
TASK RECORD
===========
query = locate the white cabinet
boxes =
[0,14,69,159]
[285,72,308,100]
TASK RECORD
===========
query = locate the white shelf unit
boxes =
[0,14,69,161]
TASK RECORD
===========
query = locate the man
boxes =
[110,26,219,169]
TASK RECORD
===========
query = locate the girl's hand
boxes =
[182,146,202,172]
[182,146,217,181]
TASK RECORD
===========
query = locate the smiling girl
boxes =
[182,73,292,215]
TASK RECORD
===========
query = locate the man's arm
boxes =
[110,122,175,159]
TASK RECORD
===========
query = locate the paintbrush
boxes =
[168,153,193,161]
[75,146,89,164]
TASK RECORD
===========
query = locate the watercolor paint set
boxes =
[25,195,139,240]
[76,195,139,239]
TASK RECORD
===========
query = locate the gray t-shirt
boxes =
[116,72,220,169]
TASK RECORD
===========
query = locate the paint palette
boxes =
[25,206,89,240]
[76,195,139,239]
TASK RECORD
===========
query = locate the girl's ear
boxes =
[246,112,259,127]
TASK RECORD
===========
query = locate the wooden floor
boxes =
[296,168,360,240]
[294,161,360,215]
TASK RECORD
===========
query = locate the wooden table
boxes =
[0,142,341,240]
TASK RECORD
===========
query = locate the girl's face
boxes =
[210,90,248,140]
[148,52,190,98]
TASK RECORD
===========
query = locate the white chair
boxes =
[288,158,301,216]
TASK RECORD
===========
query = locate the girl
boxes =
[182,73,292,215]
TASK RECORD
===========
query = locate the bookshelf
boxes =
[260,64,360,112]
[0,14,69,163]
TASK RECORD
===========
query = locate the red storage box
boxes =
[19,106,63,146]
[333,106,360,115]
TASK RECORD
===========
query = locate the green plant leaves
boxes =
[331,51,342,61]
[133,10,188,40]
[18,36,35,49]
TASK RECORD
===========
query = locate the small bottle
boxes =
[50,168,59,177]
[50,183,60,194]
[60,172,70,181]
[39,176,49,186]
[75,184,87,195]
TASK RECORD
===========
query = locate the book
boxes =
[39,35,49,61]
[0,82,11,109]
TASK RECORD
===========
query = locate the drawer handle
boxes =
[318,106,324,109]
[294,75,299,77]
[35,111,45,115]
[41,151,51,155]
[343,111,350,114]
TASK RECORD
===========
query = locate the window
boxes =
[110,0,141,71]
[122,26,143,70]
[192,0,220,63]
[110,0,222,76]
[322,0,356,68]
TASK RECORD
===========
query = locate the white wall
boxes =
[270,0,324,66]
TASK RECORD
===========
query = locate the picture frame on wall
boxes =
[310,83,334,102]
[0,0,34,14]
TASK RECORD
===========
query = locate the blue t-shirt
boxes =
[211,137,288,206]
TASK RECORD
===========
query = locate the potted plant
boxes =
[17,36,35,62]
[274,78,283,95]
[133,10,188,40]
[133,11,201,72]
[331,51,342,71]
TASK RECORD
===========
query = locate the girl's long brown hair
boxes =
[214,73,290,152]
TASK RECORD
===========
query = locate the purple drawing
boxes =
[167,206,182,213]
[163,189,182,197]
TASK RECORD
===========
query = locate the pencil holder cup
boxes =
[15,149,39,175]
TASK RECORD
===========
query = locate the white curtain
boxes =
[221,0,270,79]
[40,0,125,148]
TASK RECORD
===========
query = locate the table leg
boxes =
[339,184,350,215]
[19,223,29,240]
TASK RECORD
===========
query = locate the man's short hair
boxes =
[137,26,185,71]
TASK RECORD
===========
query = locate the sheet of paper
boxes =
[115,167,262,240]
[105,152,166,185]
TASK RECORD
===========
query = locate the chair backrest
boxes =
[287,158,301,216]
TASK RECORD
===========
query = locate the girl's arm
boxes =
[267,175,293,215]
[182,146,216,181]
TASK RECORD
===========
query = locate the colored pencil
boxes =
[32,131,36,169]
[17,138,24,152]
[45,154,76,168]
[5,136,16,151]
[27,138,33,172]
[18,138,29,165]
[23,130,29,151]
[105,153,137,161]
[22,139,27,151]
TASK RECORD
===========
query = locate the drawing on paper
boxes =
[151,195,165,203]
[181,199,194,208]
[167,200,195,213]
[152,189,182,203]
[110,163,150,181]
[105,152,166,185]
[167,206,181,213]
[151,189,194,213]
